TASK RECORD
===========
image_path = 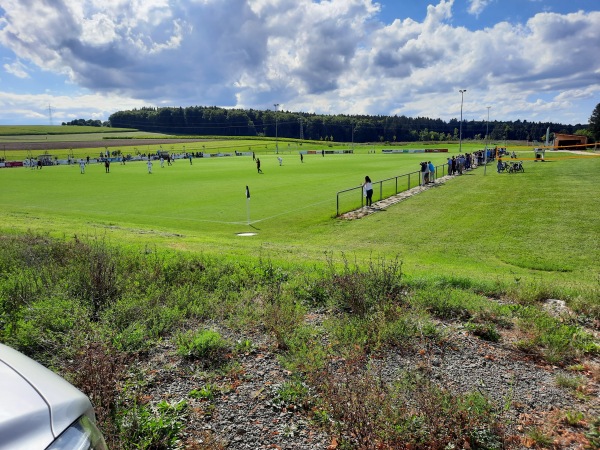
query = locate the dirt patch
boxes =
[1,138,211,151]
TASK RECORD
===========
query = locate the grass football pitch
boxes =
[1,147,599,292]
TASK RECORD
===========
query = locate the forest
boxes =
[107,105,589,143]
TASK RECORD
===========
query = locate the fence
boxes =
[336,163,449,216]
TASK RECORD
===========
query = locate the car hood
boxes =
[0,343,93,449]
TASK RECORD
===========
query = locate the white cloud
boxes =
[0,0,598,124]
[3,59,29,78]
[0,90,147,123]
[467,0,493,17]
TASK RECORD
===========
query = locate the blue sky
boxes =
[0,0,598,126]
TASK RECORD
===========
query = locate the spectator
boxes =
[363,176,373,207]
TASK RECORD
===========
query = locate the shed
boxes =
[554,133,587,150]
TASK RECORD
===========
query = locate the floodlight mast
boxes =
[484,106,490,176]
[458,90,466,154]
[274,103,280,154]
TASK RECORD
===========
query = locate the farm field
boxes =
[0,124,136,137]
[1,140,598,292]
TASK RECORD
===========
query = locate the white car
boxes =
[0,343,107,450]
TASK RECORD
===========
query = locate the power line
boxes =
[48,104,55,126]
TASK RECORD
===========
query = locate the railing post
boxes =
[395,176,398,194]
[408,173,410,190]
[337,193,339,216]
[379,181,382,201]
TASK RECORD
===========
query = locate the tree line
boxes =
[62,118,108,127]
[103,105,591,143]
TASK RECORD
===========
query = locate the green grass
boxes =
[1,139,597,449]
[1,144,599,293]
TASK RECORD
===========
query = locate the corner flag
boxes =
[246,185,250,199]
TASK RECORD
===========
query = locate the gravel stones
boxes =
[135,322,598,449]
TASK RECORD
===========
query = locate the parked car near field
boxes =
[0,343,107,450]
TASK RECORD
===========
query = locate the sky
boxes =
[0,0,598,127]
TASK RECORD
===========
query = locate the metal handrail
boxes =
[336,163,449,216]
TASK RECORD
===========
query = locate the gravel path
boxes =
[133,316,598,449]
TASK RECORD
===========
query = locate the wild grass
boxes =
[0,234,597,448]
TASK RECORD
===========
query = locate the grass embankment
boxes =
[0,235,597,448]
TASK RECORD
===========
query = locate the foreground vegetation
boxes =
[0,234,598,448]
[1,135,598,448]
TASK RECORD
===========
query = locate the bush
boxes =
[312,357,505,449]
[118,399,187,450]
[175,329,229,361]
[465,321,501,342]
[262,294,305,350]
[323,253,405,316]
[68,342,126,449]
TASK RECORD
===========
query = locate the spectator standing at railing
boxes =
[458,155,465,175]
[428,161,435,183]
[420,161,428,186]
[363,176,373,207]
[447,156,453,175]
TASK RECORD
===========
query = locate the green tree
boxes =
[589,103,600,141]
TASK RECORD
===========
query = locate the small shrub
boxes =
[516,307,599,364]
[272,379,309,409]
[118,399,187,450]
[233,338,254,354]
[68,342,126,449]
[323,254,405,316]
[5,296,89,361]
[113,322,151,352]
[414,287,472,320]
[566,363,585,372]
[525,427,553,447]
[514,338,537,354]
[465,321,501,342]
[189,384,218,401]
[262,295,305,350]
[291,275,330,308]
[312,356,504,449]
[586,417,600,449]
[563,410,585,426]
[280,325,326,373]
[555,374,585,391]
[176,329,229,361]
[311,409,330,426]
[70,238,121,318]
